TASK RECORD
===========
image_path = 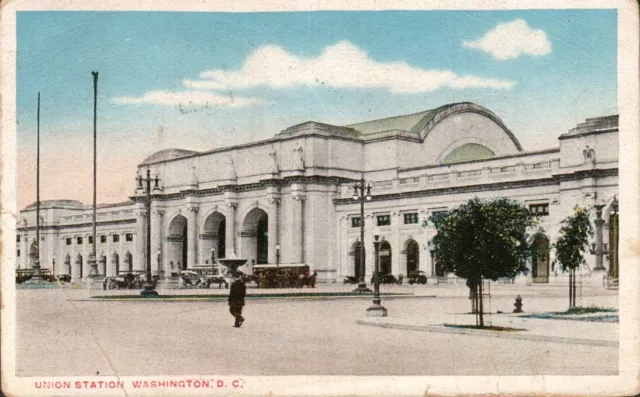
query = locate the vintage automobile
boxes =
[103,271,148,290]
[187,265,231,288]
[343,276,358,284]
[253,264,315,288]
[408,270,428,285]
[370,273,398,285]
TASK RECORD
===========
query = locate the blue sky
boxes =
[16,10,617,208]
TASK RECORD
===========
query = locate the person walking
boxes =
[228,274,246,328]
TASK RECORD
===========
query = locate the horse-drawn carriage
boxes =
[15,268,55,283]
[253,264,316,288]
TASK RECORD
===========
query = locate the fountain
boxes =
[218,258,249,276]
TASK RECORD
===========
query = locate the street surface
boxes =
[15,284,618,376]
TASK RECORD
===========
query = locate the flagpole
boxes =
[88,71,99,278]
[26,92,45,284]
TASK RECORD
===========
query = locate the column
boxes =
[594,204,605,270]
[151,208,164,276]
[134,203,146,272]
[290,186,305,263]
[186,206,198,267]
[225,203,237,257]
[268,197,280,264]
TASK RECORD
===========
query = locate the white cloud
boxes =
[188,40,514,93]
[111,90,262,107]
[463,19,551,61]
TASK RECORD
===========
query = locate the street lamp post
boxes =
[157,249,162,278]
[211,248,216,274]
[353,175,372,293]
[366,233,387,316]
[593,204,606,271]
[138,169,159,297]
[276,244,280,267]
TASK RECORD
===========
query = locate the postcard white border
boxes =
[1,1,638,396]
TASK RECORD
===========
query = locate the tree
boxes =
[430,197,536,327]
[554,207,593,308]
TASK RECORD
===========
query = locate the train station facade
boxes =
[16,102,619,284]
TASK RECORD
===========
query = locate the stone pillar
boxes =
[267,188,281,264]
[186,206,199,267]
[225,203,237,257]
[151,208,164,276]
[594,204,606,271]
[134,203,146,272]
[291,184,306,263]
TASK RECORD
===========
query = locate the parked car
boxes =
[408,270,427,285]
[343,276,358,284]
[371,274,398,285]
[103,271,147,290]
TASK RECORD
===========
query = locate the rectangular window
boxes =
[529,203,549,216]
[432,210,448,218]
[403,213,419,224]
[376,215,391,226]
[77,237,83,245]
[17,249,20,257]
[88,236,93,244]
[126,233,133,242]
[113,234,120,243]
[351,217,361,228]
[66,238,72,245]
[100,235,107,244]
[16,235,20,243]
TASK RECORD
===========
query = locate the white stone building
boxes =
[17,102,619,284]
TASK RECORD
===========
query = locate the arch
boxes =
[241,207,269,264]
[28,240,38,268]
[167,214,188,270]
[99,252,107,276]
[404,239,420,274]
[349,240,364,280]
[418,102,523,151]
[124,251,133,272]
[75,253,83,279]
[64,254,71,275]
[531,233,550,283]
[111,251,120,276]
[201,211,226,260]
[379,240,392,275]
[441,143,495,164]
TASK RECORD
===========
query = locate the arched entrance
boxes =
[64,254,71,276]
[76,253,83,279]
[112,252,120,276]
[405,239,419,274]
[167,215,188,270]
[124,251,133,272]
[350,241,364,280]
[202,212,226,261]
[531,234,550,283]
[241,208,268,264]
[380,241,392,275]
[28,240,38,268]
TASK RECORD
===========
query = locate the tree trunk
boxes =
[572,268,577,308]
[568,269,573,308]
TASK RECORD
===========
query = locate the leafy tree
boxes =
[554,207,593,308]
[430,197,537,327]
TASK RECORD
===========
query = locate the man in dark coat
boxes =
[228,274,246,328]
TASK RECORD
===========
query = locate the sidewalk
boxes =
[358,311,619,347]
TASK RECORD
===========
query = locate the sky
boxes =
[16,10,618,209]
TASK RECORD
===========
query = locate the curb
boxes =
[72,294,437,303]
[357,319,618,347]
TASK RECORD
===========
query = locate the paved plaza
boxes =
[15,284,618,377]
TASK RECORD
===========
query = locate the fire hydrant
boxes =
[513,295,523,313]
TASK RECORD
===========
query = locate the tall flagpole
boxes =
[88,71,99,277]
[27,92,45,283]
